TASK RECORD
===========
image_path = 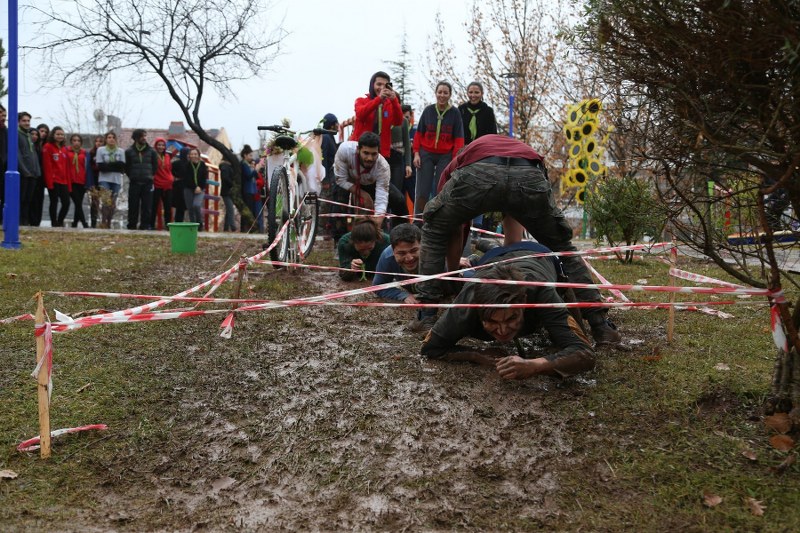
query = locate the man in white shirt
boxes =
[333,132,408,239]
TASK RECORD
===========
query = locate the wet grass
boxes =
[1,230,799,530]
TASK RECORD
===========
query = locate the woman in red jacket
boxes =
[42,126,70,227]
[65,134,89,228]
[350,71,403,159]
[150,137,173,229]
[412,81,464,219]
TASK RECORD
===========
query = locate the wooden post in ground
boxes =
[667,244,677,344]
[34,291,51,458]
[233,255,247,304]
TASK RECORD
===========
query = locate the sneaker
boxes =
[475,238,500,253]
[591,320,622,346]
[407,315,438,334]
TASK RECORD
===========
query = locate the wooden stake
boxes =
[34,291,51,458]
[667,244,677,344]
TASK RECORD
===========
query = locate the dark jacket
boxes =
[219,159,234,196]
[181,160,208,190]
[125,142,158,183]
[17,127,41,178]
[458,101,498,144]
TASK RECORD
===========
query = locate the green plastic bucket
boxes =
[167,222,199,254]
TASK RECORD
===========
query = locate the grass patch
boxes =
[1,230,798,530]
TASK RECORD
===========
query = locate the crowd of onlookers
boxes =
[0,71,500,236]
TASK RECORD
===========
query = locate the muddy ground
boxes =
[5,233,791,531]
[83,268,607,531]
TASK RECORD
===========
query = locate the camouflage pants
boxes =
[417,160,605,323]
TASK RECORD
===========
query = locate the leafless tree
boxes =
[24,0,285,225]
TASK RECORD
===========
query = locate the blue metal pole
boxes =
[2,0,21,249]
[508,94,514,138]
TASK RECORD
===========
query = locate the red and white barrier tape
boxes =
[32,322,54,400]
[17,424,108,452]
[668,267,747,289]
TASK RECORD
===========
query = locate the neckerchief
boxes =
[467,107,480,140]
[135,142,147,163]
[377,103,383,134]
[71,148,81,173]
[191,161,201,187]
[106,146,118,163]
[435,104,451,149]
[157,151,166,168]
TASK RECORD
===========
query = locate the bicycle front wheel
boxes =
[296,185,319,259]
[267,167,291,266]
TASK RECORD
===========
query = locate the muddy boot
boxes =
[590,319,622,346]
[407,310,438,335]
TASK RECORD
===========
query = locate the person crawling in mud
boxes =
[420,244,596,380]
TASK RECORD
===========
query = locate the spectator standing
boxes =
[219,157,236,232]
[180,147,208,230]
[65,134,89,228]
[389,107,413,223]
[16,113,41,225]
[42,126,70,227]
[86,135,104,228]
[319,113,339,239]
[239,145,260,231]
[401,104,417,205]
[458,81,497,145]
[150,137,173,229]
[350,71,403,159]
[412,81,464,219]
[95,131,126,228]
[171,147,189,222]
[125,129,158,230]
[29,123,50,226]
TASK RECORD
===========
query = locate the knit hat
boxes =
[322,113,338,130]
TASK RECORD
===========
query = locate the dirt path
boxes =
[75,268,591,531]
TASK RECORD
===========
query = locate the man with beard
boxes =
[332,132,407,241]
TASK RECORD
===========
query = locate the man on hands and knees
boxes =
[372,223,422,304]
[414,134,621,346]
[421,250,596,380]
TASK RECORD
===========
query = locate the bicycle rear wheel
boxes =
[267,167,291,266]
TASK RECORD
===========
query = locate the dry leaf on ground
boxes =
[741,449,757,461]
[702,491,722,508]
[6,272,17,279]
[769,434,795,452]
[714,363,731,371]
[765,413,792,434]
[744,497,765,516]
[0,469,18,479]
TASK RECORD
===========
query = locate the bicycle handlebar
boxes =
[258,125,337,137]
[257,125,295,135]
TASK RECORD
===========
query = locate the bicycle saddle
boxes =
[273,135,298,151]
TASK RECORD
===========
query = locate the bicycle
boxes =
[257,124,335,267]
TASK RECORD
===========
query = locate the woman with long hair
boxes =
[95,131,126,228]
[412,81,464,219]
[458,81,497,145]
[86,135,104,228]
[42,126,71,226]
[29,123,49,226]
[65,133,89,228]
[180,147,208,230]
[336,218,390,281]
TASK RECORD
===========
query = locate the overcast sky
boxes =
[3,0,477,149]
